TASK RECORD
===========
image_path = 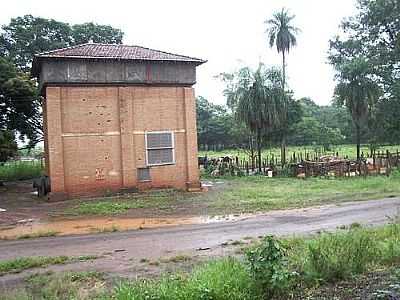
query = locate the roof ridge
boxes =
[124,44,205,62]
[34,43,207,64]
[67,43,204,62]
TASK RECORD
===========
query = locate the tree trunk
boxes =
[257,128,262,173]
[281,136,286,167]
[282,51,286,90]
[281,51,287,166]
[356,124,361,161]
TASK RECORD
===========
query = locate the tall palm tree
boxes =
[334,58,381,161]
[265,8,300,165]
[235,64,285,172]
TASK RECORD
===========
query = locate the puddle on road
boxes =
[0,213,251,240]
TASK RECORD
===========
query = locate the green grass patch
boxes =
[116,257,258,300]
[65,174,400,217]
[0,271,107,300]
[0,160,43,182]
[207,175,400,213]
[66,190,191,216]
[0,256,69,275]
[0,255,98,276]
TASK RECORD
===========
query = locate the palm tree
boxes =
[235,64,285,172]
[265,8,300,165]
[334,58,381,161]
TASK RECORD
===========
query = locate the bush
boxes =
[0,160,43,181]
[245,236,296,297]
[304,229,378,282]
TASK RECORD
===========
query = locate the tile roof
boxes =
[34,43,206,65]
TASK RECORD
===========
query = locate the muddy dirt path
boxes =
[1,197,399,262]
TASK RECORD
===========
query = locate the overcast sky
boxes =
[3,0,357,106]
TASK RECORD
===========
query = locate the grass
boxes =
[66,189,187,216]
[2,224,400,299]
[64,172,400,217]
[112,223,400,300]
[0,160,43,182]
[0,256,70,276]
[116,258,258,300]
[0,230,60,241]
[199,143,400,161]
[89,225,120,233]
[16,230,59,240]
[0,271,107,300]
[159,254,192,264]
[0,255,98,276]
[206,173,400,214]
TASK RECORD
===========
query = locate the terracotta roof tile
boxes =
[34,43,206,65]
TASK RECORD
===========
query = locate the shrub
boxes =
[376,223,400,264]
[245,236,296,297]
[304,229,378,282]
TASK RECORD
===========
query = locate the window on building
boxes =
[146,131,175,166]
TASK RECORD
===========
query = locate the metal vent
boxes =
[137,168,151,181]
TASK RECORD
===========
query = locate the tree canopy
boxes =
[0,15,125,160]
[0,15,124,71]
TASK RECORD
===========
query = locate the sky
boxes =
[2,0,357,106]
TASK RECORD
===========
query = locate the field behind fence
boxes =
[200,144,400,178]
[199,144,400,162]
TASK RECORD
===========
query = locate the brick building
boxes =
[32,43,206,199]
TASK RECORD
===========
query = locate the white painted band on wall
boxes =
[61,131,121,137]
[132,129,186,134]
[61,129,186,137]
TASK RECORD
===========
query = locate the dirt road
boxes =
[0,197,399,287]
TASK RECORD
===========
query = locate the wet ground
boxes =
[0,180,230,239]
[0,196,399,290]
[0,214,255,239]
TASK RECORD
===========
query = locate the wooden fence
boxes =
[200,150,400,178]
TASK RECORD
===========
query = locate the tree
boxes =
[196,96,235,148]
[265,8,300,165]
[0,130,17,163]
[234,64,285,172]
[329,0,400,146]
[1,15,124,71]
[72,22,123,45]
[0,15,125,151]
[333,58,381,160]
[0,57,39,161]
[0,15,72,71]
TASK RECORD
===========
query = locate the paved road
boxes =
[1,197,399,263]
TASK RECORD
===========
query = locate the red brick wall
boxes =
[44,85,200,197]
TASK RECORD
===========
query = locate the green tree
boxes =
[333,58,381,160]
[72,22,123,45]
[1,15,124,71]
[0,15,72,71]
[265,8,300,165]
[0,15,125,151]
[0,57,39,161]
[329,0,400,145]
[0,130,17,162]
[196,96,235,148]
[234,65,285,172]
